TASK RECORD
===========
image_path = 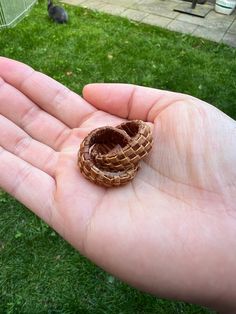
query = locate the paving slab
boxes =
[228,20,236,34]
[80,0,106,10]
[136,0,180,10]
[142,14,172,28]
[100,4,127,16]
[131,1,180,19]
[61,0,236,47]
[168,19,198,34]
[193,25,225,42]
[177,9,235,30]
[103,0,141,7]
[63,0,86,5]
[222,32,236,47]
[121,9,148,22]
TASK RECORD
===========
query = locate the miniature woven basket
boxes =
[78,120,153,187]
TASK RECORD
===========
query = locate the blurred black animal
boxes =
[47,0,68,23]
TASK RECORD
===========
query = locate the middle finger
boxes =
[0,114,58,177]
[0,78,70,150]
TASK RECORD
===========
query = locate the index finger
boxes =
[0,57,96,128]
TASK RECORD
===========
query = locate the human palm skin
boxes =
[0,57,236,313]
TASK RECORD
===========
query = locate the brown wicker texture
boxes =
[77,120,153,187]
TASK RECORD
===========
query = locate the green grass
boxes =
[0,0,235,312]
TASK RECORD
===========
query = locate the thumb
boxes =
[82,83,185,122]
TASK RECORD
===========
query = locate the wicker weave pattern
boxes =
[78,120,153,187]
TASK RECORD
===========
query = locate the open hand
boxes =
[0,57,236,313]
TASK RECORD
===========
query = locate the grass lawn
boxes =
[0,0,235,312]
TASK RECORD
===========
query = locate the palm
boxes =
[57,100,233,239]
[1,58,236,310]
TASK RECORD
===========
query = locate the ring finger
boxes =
[0,114,58,177]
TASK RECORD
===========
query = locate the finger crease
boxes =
[127,86,137,120]
[0,77,6,91]
[146,98,161,122]
[18,69,36,91]
[50,87,70,112]
[76,109,97,128]
[0,146,5,156]
[20,105,40,130]
[54,127,71,150]
[13,136,32,156]
[10,164,32,197]
[43,150,58,177]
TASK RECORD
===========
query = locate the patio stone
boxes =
[193,25,225,42]
[121,9,148,22]
[206,9,236,22]
[222,32,236,47]
[103,0,141,8]
[61,0,236,47]
[62,0,87,5]
[142,14,172,28]
[228,20,236,34]
[100,4,126,16]
[167,19,198,34]
[177,9,235,30]
[136,0,180,11]
[131,1,180,19]
[80,0,106,10]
